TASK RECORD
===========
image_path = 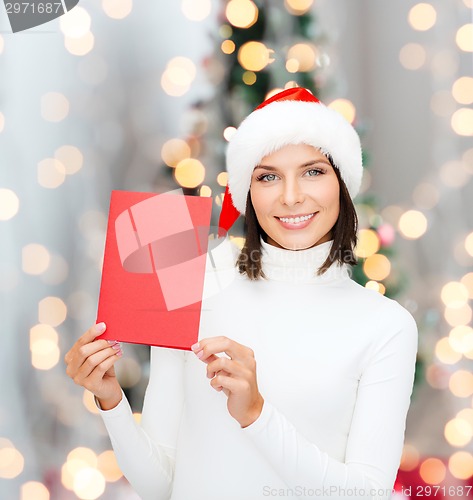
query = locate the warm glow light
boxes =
[451,108,473,136]
[38,158,66,189]
[461,272,473,298]
[435,337,462,365]
[265,88,284,100]
[73,467,106,500]
[38,296,67,326]
[174,158,205,188]
[21,481,50,500]
[452,76,473,105]
[399,43,426,70]
[161,57,196,97]
[444,303,472,327]
[229,236,246,249]
[223,126,236,141]
[181,0,211,21]
[449,370,473,398]
[398,210,427,239]
[364,281,386,294]
[408,3,437,31]
[22,244,50,275]
[363,254,391,281]
[0,447,24,478]
[31,339,60,370]
[217,172,228,187]
[441,281,469,308]
[449,325,473,354]
[426,364,450,389]
[161,139,191,167]
[456,24,473,52]
[68,448,98,467]
[97,451,123,482]
[444,418,472,446]
[200,185,212,197]
[242,71,257,85]
[238,41,272,72]
[399,444,420,471]
[102,0,133,19]
[83,390,100,415]
[60,6,91,38]
[439,160,470,188]
[221,39,236,54]
[328,99,356,123]
[0,189,20,220]
[55,145,84,175]
[64,32,95,56]
[355,229,380,258]
[412,182,439,209]
[30,324,58,347]
[449,451,473,480]
[41,93,70,122]
[419,458,446,484]
[133,413,142,424]
[285,0,314,15]
[466,232,473,257]
[287,43,318,72]
[226,0,258,29]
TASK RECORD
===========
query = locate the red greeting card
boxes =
[96,190,213,350]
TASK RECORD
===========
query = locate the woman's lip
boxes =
[275,212,317,219]
[275,212,318,230]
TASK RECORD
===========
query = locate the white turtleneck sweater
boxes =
[98,238,418,500]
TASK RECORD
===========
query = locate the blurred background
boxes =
[0,0,472,499]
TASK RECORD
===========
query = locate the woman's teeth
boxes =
[279,213,315,224]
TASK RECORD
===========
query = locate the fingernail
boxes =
[107,340,117,345]
[191,342,200,351]
[116,349,123,357]
[112,343,121,350]
[196,350,204,358]
[95,322,106,333]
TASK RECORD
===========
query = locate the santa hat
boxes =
[218,87,363,233]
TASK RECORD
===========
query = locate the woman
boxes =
[65,88,418,500]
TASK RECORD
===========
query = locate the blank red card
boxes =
[96,190,213,350]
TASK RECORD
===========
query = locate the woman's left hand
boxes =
[191,336,264,428]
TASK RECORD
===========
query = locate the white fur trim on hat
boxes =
[226,100,363,214]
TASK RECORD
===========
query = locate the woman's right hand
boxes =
[65,322,123,410]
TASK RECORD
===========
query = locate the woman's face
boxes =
[249,143,340,250]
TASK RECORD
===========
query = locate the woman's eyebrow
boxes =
[253,160,330,171]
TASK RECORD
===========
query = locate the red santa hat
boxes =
[218,87,363,233]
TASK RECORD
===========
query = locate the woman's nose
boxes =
[279,179,305,206]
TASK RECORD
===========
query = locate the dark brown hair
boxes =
[236,155,359,280]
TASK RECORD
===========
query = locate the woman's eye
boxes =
[258,173,277,182]
[306,169,323,177]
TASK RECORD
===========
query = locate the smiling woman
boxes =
[65,87,418,500]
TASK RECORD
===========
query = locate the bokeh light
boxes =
[55,145,84,175]
[223,126,236,141]
[419,458,446,484]
[181,0,212,21]
[441,281,469,308]
[22,244,50,275]
[102,0,133,19]
[38,296,67,327]
[38,158,66,189]
[0,111,4,132]
[226,0,258,29]
[161,57,196,97]
[435,337,462,365]
[452,76,473,105]
[408,3,437,31]
[174,158,205,188]
[97,450,123,482]
[456,24,473,52]
[448,451,473,480]
[328,98,356,124]
[217,172,228,187]
[439,160,470,188]
[444,417,472,446]
[363,254,391,281]
[286,43,318,72]
[354,229,380,258]
[399,443,420,471]
[0,188,20,221]
[451,108,473,136]
[364,281,386,295]
[0,35,4,54]
[398,210,428,239]
[59,6,91,38]
[285,0,314,15]
[399,43,426,70]
[73,467,106,500]
[449,325,473,354]
[200,185,212,197]
[444,303,472,327]
[461,272,473,298]
[41,93,70,122]
[83,390,100,415]
[221,39,236,54]
[161,139,191,167]
[64,32,95,56]
[449,370,473,398]
[20,481,50,500]
[238,41,272,72]
[466,231,473,257]
[242,71,257,85]
[31,339,60,370]
[0,446,24,478]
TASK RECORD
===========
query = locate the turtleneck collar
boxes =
[260,237,351,284]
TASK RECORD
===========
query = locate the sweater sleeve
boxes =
[97,346,186,500]
[241,306,418,500]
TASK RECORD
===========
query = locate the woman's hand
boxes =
[64,323,123,410]
[191,336,264,428]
